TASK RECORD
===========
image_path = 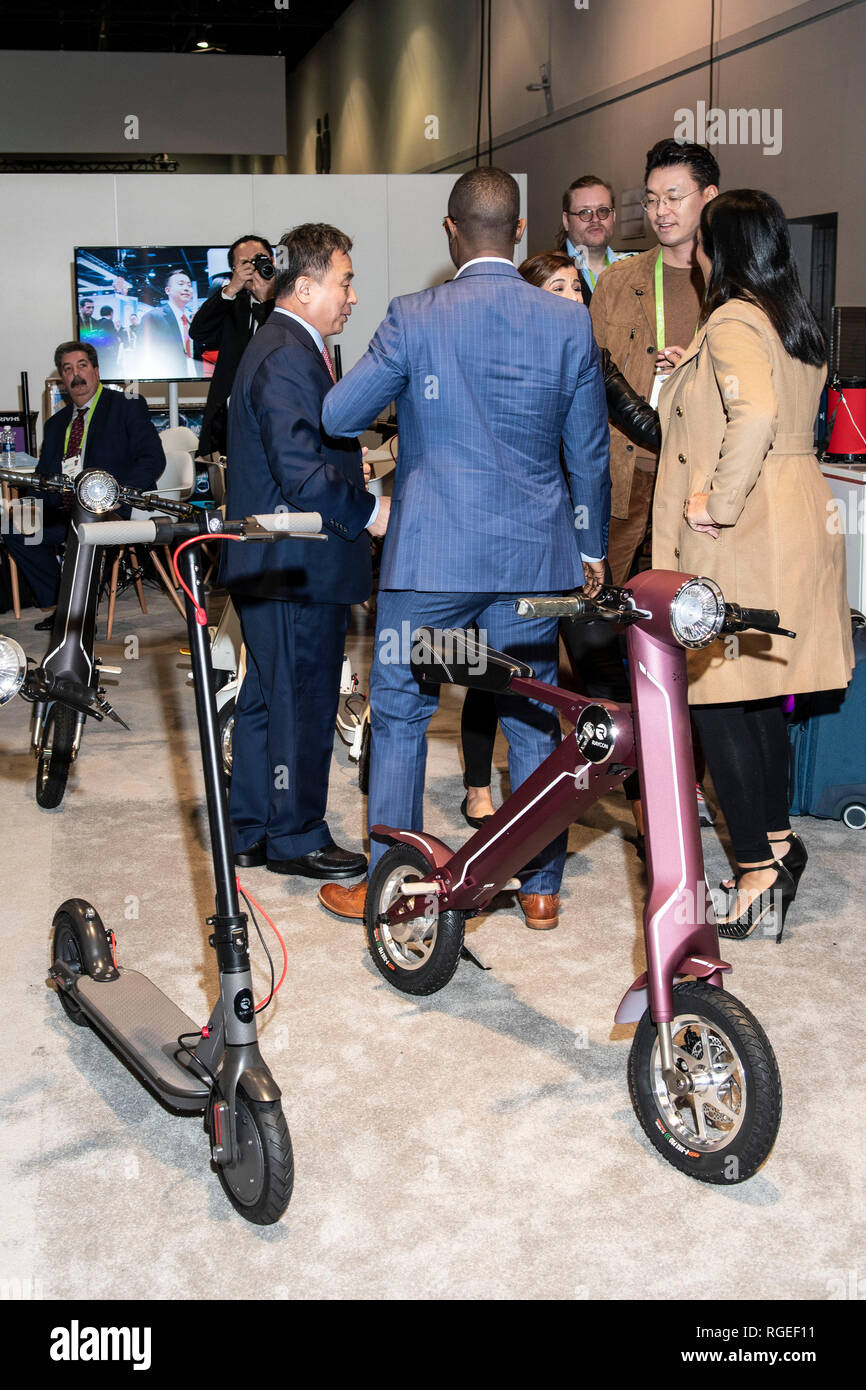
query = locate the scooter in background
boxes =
[0,503,324,1223]
[0,467,192,806]
[363,571,791,1184]
[200,595,371,788]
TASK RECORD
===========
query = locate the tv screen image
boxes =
[74,245,232,382]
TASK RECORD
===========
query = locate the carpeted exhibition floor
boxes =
[1,590,863,1302]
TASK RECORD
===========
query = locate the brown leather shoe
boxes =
[318,879,368,920]
[518,892,560,930]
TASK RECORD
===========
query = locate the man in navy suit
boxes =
[2,340,163,621]
[220,223,390,880]
[318,168,610,931]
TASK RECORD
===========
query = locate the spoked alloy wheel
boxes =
[36,703,78,808]
[213,1086,294,1225]
[365,844,464,995]
[628,980,782,1184]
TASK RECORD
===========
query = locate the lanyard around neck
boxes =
[63,383,102,460]
[654,253,701,351]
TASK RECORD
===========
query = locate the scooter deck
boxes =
[75,970,210,1108]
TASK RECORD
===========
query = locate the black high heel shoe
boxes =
[719,831,808,895]
[717,860,796,943]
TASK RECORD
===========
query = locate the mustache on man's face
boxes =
[71,377,86,387]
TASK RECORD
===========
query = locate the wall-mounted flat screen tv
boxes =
[74,245,232,382]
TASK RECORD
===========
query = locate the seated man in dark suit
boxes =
[189,234,276,456]
[219,223,389,880]
[1,341,164,624]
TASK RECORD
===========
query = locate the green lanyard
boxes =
[654,253,701,351]
[63,384,102,462]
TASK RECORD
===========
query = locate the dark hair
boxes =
[447,168,520,240]
[227,233,274,269]
[645,138,720,191]
[700,190,826,367]
[79,297,94,307]
[520,251,592,306]
[54,340,98,374]
[99,306,114,318]
[164,267,191,290]
[274,224,353,299]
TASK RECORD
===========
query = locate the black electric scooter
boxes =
[0,466,192,806]
[0,499,324,1224]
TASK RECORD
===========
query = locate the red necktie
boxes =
[182,313,191,358]
[64,407,86,460]
[321,344,336,383]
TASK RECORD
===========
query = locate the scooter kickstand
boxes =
[460,941,491,971]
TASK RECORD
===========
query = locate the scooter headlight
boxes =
[670,577,726,649]
[0,634,27,705]
[76,469,121,515]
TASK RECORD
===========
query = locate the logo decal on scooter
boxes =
[234,988,254,1023]
[575,705,616,764]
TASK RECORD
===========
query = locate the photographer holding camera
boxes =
[190,234,276,456]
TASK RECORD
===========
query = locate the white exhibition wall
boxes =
[0,172,528,442]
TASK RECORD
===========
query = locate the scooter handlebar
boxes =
[251,511,322,534]
[78,519,157,546]
[515,596,589,619]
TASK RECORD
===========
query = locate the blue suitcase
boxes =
[788,622,866,828]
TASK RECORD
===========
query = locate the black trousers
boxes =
[690,698,790,863]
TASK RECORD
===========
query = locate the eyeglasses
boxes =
[566,206,614,223]
[640,188,701,213]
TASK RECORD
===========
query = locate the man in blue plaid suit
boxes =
[318,168,610,931]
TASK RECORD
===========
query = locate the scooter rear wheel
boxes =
[214,1087,294,1225]
[628,980,782,1183]
[52,920,91,1027]
[217,696,235,780]
[36,703,77,808]
[365,844,465,995]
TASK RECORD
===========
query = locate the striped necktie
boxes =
[321,344,336,383]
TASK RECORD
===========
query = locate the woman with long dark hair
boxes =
[653,190,854,940]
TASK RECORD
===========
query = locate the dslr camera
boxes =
[251,252,275,281]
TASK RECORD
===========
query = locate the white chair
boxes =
[157,425,200,456]
[105,449,197,638]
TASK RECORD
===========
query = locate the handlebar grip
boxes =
[515,596,587,619]
[736,606,780,631]
[252,511,322,534]
[77,519,157,546]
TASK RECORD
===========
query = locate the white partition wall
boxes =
[0,173,527,437]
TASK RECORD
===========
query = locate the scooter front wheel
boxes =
[36,703,77,808]
[213,1087,294,1225]
[628,980,782,1184]
[366,844,465,995]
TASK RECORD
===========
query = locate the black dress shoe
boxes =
[34,613,56,631]
[267,842,367,879]
[234,839,266,868]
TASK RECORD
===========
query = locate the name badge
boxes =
[62,454,83,479]
[648,373,669,410]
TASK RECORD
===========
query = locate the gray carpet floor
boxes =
[1,590,863,1301]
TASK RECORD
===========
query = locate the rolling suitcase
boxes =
[788,622,866,828]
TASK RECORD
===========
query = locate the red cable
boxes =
[171,533,244,625]
[236,876,289,1011]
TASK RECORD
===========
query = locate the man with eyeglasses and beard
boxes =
[589,139,719,587]
[556,174,634,294]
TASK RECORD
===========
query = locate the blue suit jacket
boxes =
[219,312,374,603]
[321,260,611,592]
[37,387,164,494]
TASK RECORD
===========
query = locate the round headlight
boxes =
[76,469,120,515]
[670,577,726,649]
[0,634,27,705]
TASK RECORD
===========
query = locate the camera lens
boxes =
[252,254,275,281]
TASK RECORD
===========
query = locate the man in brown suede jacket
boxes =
[590,139,719,583]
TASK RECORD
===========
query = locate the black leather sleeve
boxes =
[601,348,661,452]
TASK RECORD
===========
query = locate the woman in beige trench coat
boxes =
[653,190,853,941]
